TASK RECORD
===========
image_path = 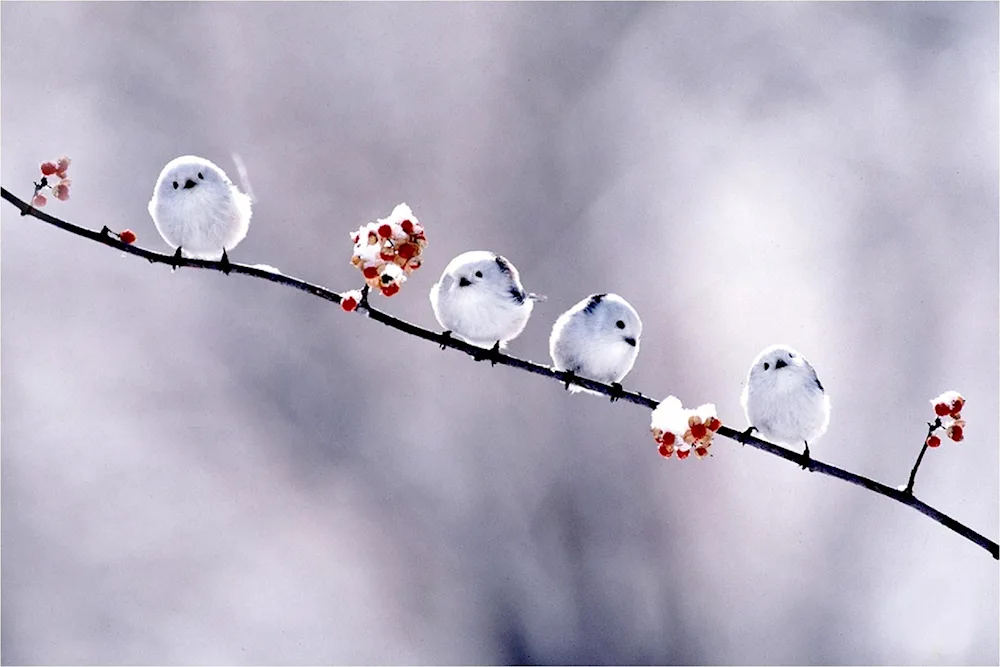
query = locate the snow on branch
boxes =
[1,184,996,560]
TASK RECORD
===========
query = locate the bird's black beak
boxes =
[624,337,636,347]
[775,358,788,369]
[183,179,197,189]
[458,277,472,287]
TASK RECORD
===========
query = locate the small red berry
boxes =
[31,193,47,207]
[397,243,416,260]
[706,417,722,432]
[52,183,70,201]
[947,425,964,442]
[380,249,395,261]
[676,448,691,460]
[657,443,672,458]
[926,434,941,448]
[661,431,676,446]
[362,266,379,279]
[400,219,414,234]
[949,408,962,419]
[695,446,709,458]
[381,283,400,297]
[341,296,358,312]
[119,229,137,244]
[951,397,965,412]
[56,156,71,173]
[378,224,392,238]
[352,233,360,244]
[934,402,950,417]
[40,161,59,176]
[690,423,707,440]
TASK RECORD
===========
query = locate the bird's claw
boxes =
[609,382,625,403]
[800,444,812,471]
[171,246,183,272]
[562,370,576,391]
[738,426,757,447]
[474,341,502,366]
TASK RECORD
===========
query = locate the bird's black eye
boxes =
[172,181,178,189]
[198,172,204,180]
[763,362,770,370]
[475,270,483,278]
[616,320,625,329]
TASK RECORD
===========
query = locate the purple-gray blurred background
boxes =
[2,2,997,664]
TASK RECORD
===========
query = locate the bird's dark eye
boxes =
[475,271,483,278]
[763,362,770,370]
[616,320,625,329]
[172,181,178,189]
[198,172,204,180]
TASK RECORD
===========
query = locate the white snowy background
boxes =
[2,3,997,664]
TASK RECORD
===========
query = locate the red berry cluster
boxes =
[927,391,966,448]
[650,396,722,460]
[350,203,427,297]
[32,157,72,207]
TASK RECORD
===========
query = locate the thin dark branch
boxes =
[905,418,942,496]
[3,185,997,560]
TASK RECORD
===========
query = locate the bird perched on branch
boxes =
[430,251,543,361]
[148,155,252,272]
[741,344,831,468]
[549,293,642,399]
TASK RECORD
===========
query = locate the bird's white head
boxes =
[746,344,822,394]
[578,293,642,351]
[151,155,232,204]
[442,250,527,301]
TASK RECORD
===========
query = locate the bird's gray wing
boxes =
[805,361,824,392]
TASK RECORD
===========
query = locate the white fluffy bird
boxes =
[741,344,831,466]
[429,251,542,357]
[148,155,252,269]
[549,293,642,397]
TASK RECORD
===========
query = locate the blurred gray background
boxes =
[2,2,998,665]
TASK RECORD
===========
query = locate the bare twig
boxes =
[904,418,942,496]
[2,185,997,560]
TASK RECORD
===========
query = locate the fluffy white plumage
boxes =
[148,155,252,259]
[741,344,831,457]
[429,250,540,349]
[549,293,642,394]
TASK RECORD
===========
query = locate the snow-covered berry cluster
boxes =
[927,390,966,447]
[650,396,722,459]
[32,157,72,207]
[350,203,426,297]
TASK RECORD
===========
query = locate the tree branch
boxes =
[3,185,997,560]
